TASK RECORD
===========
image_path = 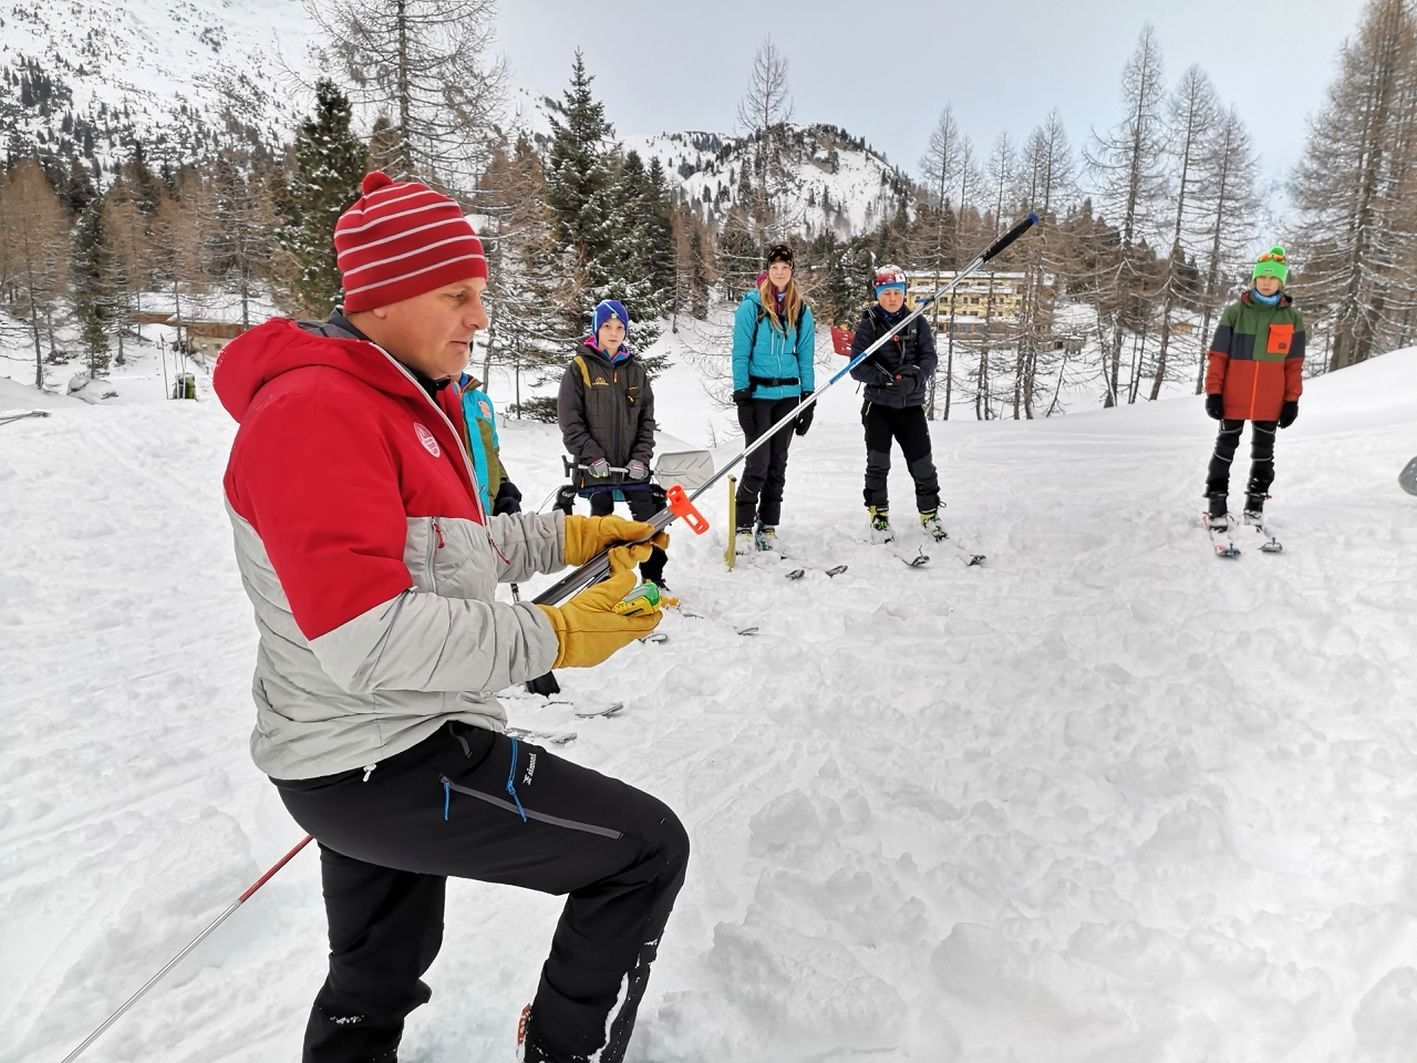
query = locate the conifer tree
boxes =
[276,79,368,316]
[123,141,162,215]
[545,51,615,265]
[71,198,112,375]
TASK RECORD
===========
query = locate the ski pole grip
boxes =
[665,484,709,535]
[981,212,1039,263]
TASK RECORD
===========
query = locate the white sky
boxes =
[497,0,1367,194]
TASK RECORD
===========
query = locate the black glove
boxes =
[493,480,522,515]
[794,392,814,436]
[893,366,920,389]
[732,388,753,406]
[1205,393,1224,420]
[524,670,561,696]
[1278,400,1299,429]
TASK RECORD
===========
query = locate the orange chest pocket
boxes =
[1266,322,1295,355]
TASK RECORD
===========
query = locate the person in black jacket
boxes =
[556,298,667,586]
[847,265,945,544]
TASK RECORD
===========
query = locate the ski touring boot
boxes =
[869,506,894,544]
[1242,491,1267,526]
[919,508,948,542]
[1206,492,1229,532]
[733,525,755,556]
[753,524,779,552]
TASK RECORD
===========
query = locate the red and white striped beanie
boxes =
[334,171,488,312]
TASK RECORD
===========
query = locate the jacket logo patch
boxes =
[414,423,441,457]
[477,399,492,419]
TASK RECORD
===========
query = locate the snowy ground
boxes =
[3,338,1417,1063]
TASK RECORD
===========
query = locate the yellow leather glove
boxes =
[536,543,664,668]
[563,513,669,567]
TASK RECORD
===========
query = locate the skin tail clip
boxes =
[666,484,708,534]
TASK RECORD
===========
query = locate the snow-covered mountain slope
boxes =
[6,0,911,240]
[3,342,1416,1062]
[1,0,319,166]
[507,90,917,237]
[623,126,915,237]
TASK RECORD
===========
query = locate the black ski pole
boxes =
[532,212,1040,607]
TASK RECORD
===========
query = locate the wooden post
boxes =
[723,474,737,570]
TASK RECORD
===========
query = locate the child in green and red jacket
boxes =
[1203,245,1306,528]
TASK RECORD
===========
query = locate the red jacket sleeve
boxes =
[225,387,412,641]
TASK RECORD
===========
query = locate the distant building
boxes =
[898,269,1058,342]
[134,289,282,359]
[900,269,1051,320]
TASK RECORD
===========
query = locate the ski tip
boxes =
[1027,211,1040,226]
[573,702,625,719]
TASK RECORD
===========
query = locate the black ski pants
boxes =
[1205,418,1278,500]
[735,397,798,527]
[273,722,689,1063]
[861,401,940,513]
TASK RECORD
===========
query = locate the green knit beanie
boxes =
[1252,245,1289,284]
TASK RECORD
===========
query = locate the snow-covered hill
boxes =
[511,87,918,238]
[1,0,320,168]
[4,336,1416,1062]
[623,125,916,237]
[5,0,912,239]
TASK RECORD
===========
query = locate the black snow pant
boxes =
[553,483,668,586]
[273,722,689,1063]
[1205,418,1278,501]
[734,397,798,527]
[861,401,941,514]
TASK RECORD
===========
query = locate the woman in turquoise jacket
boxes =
[731,243,816,552]
[456,372,522,515]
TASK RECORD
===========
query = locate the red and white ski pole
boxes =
[59,834,314,1063]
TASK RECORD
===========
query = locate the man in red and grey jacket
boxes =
[214,171,688,1063]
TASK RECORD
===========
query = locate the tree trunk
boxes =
[1104,316,1122,407]
[1195,305,1215,394]
[396,0,413,174]
[28,289,43,388]
[943,294,957,420]
[1151,289,1175,400]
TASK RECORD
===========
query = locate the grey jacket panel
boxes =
[487,510,566,583]
[229,504,562,780]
